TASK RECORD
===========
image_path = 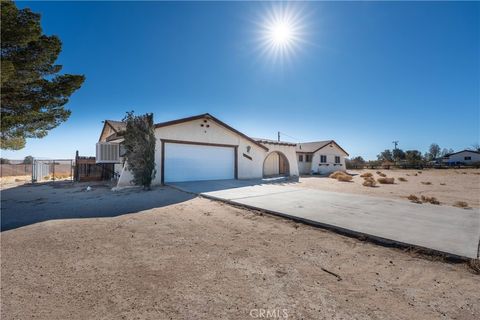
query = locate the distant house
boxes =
[95,113,349,186]
[442,150,480,165]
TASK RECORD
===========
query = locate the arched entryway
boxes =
[263,151,290,177]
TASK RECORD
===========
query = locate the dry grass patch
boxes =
[398,177,408,182]
[377,177,394,184]
[469,259,480,274]
[407,194,422,204]
[329,171,352,182]
[360,172,373,178]
[362,177,376,187]
[421,181,432,185]
[421,195,440,205]
[453,201,470,209]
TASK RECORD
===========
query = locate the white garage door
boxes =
[164,143,235,183]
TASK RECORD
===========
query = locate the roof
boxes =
[296,140,349,156]
[105,120,126,132]
[155,113,269,151]
[444,149,480,157]
[253,138,297,147]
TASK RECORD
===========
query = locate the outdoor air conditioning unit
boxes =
[96,143,120,163]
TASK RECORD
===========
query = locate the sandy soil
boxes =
[298,168,480,208]
[1,185,479,320]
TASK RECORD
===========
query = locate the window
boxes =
[335,156,340,164]
[305,155,312,162]
[299,154,303,162]
[320,155,327,163]
[465,156,472,161]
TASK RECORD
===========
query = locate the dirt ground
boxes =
[298,168,480,208]
[1,184,479,320]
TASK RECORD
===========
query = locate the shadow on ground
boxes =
[168,177,300,194]
[1,181,195,231]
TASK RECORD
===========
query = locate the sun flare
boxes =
[257,5,306,64]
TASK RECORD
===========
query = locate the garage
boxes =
[163,142,236,183]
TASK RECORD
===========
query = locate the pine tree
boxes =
[1,0,85,150]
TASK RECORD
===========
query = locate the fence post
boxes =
[74,150,79,182]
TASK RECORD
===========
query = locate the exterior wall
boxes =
[297,152,313,175]
[115,117,300,187]
[263,152,280,176]
[262,144,299,177]
[445,151,480,164]
[311,144,347,175]
[99,125,116,142]
[151,118,267,185]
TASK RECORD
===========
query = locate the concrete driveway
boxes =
[170,179,480,259]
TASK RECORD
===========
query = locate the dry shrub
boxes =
[398,177,407,182]
[421,181,432,185]
[468,259,480,274]
[406,174,410,176]
[329,171,345,179]
[376,171,382,174]
[377,177,394,184]
[421,195,440,205]
[407,194,422,204]
[362,177,376,187]
[453,201,470,209]
[337,174,353,182]
[360,172,373,178]
[440,183,446,186]
[414,173,418,176]
[378,172,387,177]
[418,171,422,174]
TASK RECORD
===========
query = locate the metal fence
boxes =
[32,159,74,182]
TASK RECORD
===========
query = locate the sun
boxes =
[257,4,306,64]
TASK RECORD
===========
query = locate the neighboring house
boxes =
[95,113,348,187]
[442,150,480,165]
[296,140,349,175]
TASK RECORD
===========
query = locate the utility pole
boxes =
[392,140,399,150]
[278,131,280,142]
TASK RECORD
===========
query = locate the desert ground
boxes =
[1,182,479,320]
[299,168,480,208]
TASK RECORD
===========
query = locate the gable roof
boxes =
[154,113,269,151]
[444,149,480,157]
[99,120,127,142]
[296,140,349,156]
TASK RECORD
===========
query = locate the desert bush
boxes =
[469,259,480,274]
[413,173,418,176]
[362,177,376,187]
[336,174,353,182]
[329,171,346,179]
[376,171,382,174]
[377,177,394,184]
[453,201,469,208]
[378,172,387,177]
[440,183,446,186]
[418,171,422,174]
[360,172,373,178]
[407,194,422,204]
[398,177,407,182]
[421,195,440,205]
[421,181,432,185]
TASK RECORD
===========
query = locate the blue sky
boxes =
[2,1,479,160]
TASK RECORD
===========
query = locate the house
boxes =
[442,150,480,165]
[296,140,349,175]
[95,113,348,186]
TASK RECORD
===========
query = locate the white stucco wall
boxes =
[116,117,300,187]
[262,144,299,177]
[311,144,347,175]
[151,118,268,185]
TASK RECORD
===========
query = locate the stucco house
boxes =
[96,113,348,186]
[442,150,480,165]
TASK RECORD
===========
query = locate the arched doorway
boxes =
[263,152,290,177]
